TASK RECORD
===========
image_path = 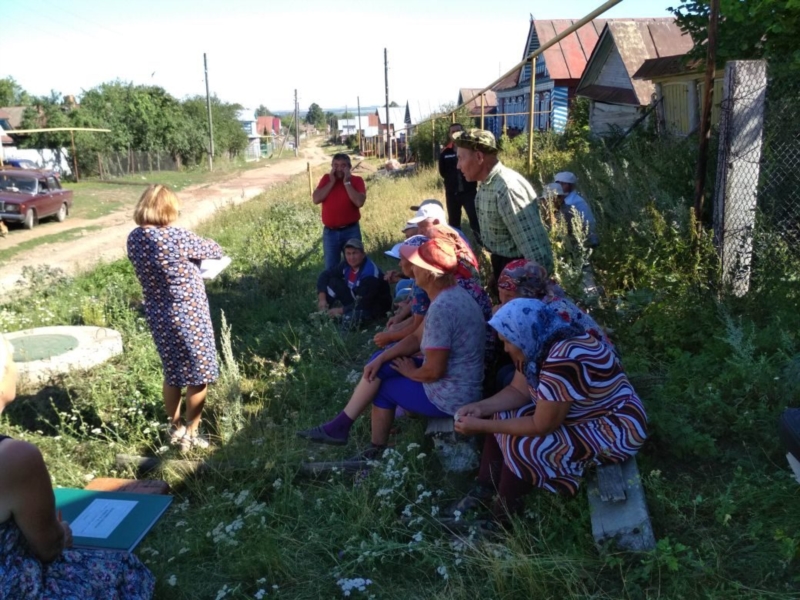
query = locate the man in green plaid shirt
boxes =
[453,129,553,284]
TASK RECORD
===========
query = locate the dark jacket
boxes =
[439,144,478,198]
[316,257,392,320]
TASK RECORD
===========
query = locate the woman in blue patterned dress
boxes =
[453,298,648,521]
[0,337,155,599]
[127,185,223,451]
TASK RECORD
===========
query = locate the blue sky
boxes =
[0,0,677,117]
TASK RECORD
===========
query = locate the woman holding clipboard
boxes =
[0,337,155,599]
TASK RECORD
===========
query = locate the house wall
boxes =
[551,87,569,132]
[596,44,634,90]
[589,101,640,135]
[662,82,691,135]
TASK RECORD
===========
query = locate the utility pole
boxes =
[693,0,719,229]
[204,53,214,171]
[294,89,299,157]
[357,96,362,153]
[384,48,392,161]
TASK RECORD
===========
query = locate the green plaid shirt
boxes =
[475,161,554,273]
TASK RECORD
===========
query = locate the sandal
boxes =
[168,424,187,445]
[179,432,210,453]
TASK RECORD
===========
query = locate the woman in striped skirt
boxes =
[454,298,648,521]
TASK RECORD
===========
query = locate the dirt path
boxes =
[0,139,330,294]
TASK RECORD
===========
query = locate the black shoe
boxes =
[296,425,348,446]
[345,444,386,462]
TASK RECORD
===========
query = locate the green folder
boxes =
[54,488,172,552]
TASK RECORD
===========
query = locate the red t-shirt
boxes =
[317,174,366,229]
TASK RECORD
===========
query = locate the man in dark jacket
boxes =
[316,238,392,323]
[439,123,481,244]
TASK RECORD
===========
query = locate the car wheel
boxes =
[23,209,36,230]
[55,203,68,222]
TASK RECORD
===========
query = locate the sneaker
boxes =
[168,424,187,446]
[296,425,348,446]
[179,433,210,453]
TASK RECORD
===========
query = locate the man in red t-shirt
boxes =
[312,153,367,270]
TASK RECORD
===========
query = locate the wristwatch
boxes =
[344,180,352,186]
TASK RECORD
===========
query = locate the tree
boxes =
[305,103,325,128]
[388,100,399,107]
[0,77,30,106]
[255,104,273,117]
[339,111,354,119]
[671,0,800,75]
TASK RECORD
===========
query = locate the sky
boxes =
[1,0,676,119]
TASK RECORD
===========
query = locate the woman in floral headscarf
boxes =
[453,298,648,521]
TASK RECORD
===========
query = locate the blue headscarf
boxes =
[402,234,429,249]
[489,298,585,387]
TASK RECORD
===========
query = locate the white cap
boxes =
[540,182,565,198]
[554,171,577,184]
[408,203,447,224]
[384,242,403,259]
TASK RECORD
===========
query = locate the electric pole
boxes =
[357,96,362,153]
[204,53,214,171]
[294,89,299,157]
[384,48,392,161]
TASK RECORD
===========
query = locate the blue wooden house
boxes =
[493,18,607,135]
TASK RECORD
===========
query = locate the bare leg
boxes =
[370,406,395,446]
[184,384,208,436]
[342,377,382,420]
[163,382,182,427]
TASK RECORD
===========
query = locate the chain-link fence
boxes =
[713,60,799,294]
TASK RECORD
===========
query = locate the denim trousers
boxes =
[322,223,362,271]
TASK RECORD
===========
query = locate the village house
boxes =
[457,88,497,130]
[576,19,693,136]
[632,55,724,136]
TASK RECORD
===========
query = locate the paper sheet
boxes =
[199,256,232,279]
[69,498,138,539]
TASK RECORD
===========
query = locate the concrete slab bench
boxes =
[587,457,655,552]
[424,417,479,473]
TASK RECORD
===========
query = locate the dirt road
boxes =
[0,139,330,294]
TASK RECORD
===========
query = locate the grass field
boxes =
[0,136,798,599]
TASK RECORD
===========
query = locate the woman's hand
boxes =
[390,356,417,378]
[373,331,393,348]
[363,356,384,383]
[60,521,73,550]
[384,270,402,285]
[454,415,486,436]
[455,402,486,420]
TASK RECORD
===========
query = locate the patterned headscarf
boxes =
[402,234,429,249]
[497,259,557,299]
[489,298,585,387]
[431,228,479,280]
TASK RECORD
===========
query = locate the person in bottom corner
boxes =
[316,238,392,325]
[0,336,155,600]
[452,299,647,524]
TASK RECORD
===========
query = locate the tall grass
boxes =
[0,138,798,599]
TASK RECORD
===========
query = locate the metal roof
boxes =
[532,19,607,81]
[457,88,498,116]
[577,19,694,105]
[633,55,704,80]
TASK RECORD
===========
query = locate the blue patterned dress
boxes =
[127,226,223,387]
[0,437,155,599]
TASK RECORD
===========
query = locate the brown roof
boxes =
[633,54,704,80]
[458,88,498,116]
[532,19,607,81]
[0,106,26,129]
[578,19,694,105]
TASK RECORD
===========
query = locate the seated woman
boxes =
[298,238,486,457]
[453,299,648,522]
[316,238,392,324]
[374,236,429,348]
[493,259,613,390]
[0,337,155,599]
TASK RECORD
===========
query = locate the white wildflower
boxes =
[167,575,177,587]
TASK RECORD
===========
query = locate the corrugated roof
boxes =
[0,106,26,129]
[458,88,498,116]
[633,54,703,80]
[532,19,607,81]
[578,19,694,105]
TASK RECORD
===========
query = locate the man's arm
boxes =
[438,150,447,179]
[499,182,554,273]
[312,175,335,205]
[343,176,366,208]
